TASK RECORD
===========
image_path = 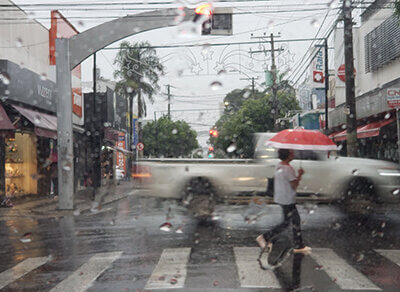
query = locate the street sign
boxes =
[386,88,400,109]
[136,142,144,151]
[337,64,356,82]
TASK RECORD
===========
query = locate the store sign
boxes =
[0,60,57,112]
[310,49,325,89]
[387,88,400,108]
[116,132,126,174]
[72,88,83,117]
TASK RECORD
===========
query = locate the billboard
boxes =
[49,10,84,125]
[116,132,126,174]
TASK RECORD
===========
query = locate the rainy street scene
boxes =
[2,0,400,291]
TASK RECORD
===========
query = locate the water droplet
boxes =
[341,124,347,130]
[226,144,237,153]
[73,209,80,216]
[314,265,324,270]
[355,253,364,262]
[332,222,341,230]
[126,87,134,93]
[213,280,219,287]
[40,73,47,81]
[311,19,320,28]
[352,169,359,175]
[381,222,386,228]
[15,38,23,48]
[243,91,251,99]
[20,232,32,243]
[175,227,183,234]
[392,188,400,196]
[172,129,178,135]
[385,113,391,119]
[170,278,178,285]
[160,222,172,232]
[86,131,91,136]
[63,162,72,171]
[174,7,186,24]
[78,20,84,27]
[0,73,11,85]
[210,81,222,91]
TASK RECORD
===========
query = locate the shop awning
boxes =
[0,104,15,137]
[330,118,396,142]
[12,105,57,139]
[0,104,14,130]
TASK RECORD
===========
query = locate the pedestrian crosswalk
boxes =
[1,247,400,291]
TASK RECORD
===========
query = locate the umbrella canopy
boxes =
[266,129,338,151]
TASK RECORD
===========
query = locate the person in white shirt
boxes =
[256,148,311,254]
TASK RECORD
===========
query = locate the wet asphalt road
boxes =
[1,192,400,291]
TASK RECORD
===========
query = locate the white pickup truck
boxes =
[137,133,400,215]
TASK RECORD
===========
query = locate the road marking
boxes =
[145,248,191,290]
[375,249,400,266]
[233,247,281,288]
[50,251,122,292]
[0,256,49,289]
[310,248,381,291]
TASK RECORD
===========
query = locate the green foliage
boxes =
[212,90,300,158]
[142,117,199,158]
[224,88,265,114]
[395,0,400,19]
[114,41,164,117]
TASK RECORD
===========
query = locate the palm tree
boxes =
[114,41,164,119]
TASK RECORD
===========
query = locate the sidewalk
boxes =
[0,180,138,219]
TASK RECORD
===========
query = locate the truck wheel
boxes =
[183,177,216,220]
[340,178,377,216]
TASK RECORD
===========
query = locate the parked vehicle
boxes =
[136,133,400,216]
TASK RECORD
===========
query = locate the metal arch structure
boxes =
[56,8,194,209]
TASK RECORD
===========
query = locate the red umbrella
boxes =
[266,129,338,151]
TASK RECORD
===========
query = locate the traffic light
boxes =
[194,5,233,36]
[208,145,215,158]
[209,129,219,138]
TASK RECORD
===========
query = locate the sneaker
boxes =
[293,246,312,254]
[256,235,267,249]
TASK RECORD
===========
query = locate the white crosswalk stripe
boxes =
[234,247,281,288]
[49,251,122,292]
[310,248,381,291]
[0,256,50,290]
[375,249,400,266]
[145,248,191,290]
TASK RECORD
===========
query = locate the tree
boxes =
[395,0,400,19]
[223,88,265,114]
[142,117,199,158]
[211,91,300,158]
[114,41,164,119]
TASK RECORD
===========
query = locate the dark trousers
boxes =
[262,204,304,249]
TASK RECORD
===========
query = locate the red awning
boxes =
[330,118,395,142]
[12,105,57,139]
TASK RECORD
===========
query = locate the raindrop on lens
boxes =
[352,169,359,175]
[40,73,47,80]
[78,20,84,27]
[385,113,391,119]
[226,144,236,153]
[15,38,23,48]
[243,91,251,99]
[160,222,172,232]
[0,73,11,85]
[392,189,400,196]
[311,19,320,28]
[126,87,133,93]
[172,129,178,135]
[210,81,222,91]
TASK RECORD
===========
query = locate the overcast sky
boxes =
[13,0,342,147]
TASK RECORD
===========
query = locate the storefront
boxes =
[329,112,397,162]
[0,59,87,197]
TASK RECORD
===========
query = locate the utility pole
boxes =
[324,38,329,131]
[239,77,258,97]
[343,0,358,157]
[92,53,101,193]
[270,33,279,131]
[250,33,282,131]
[167,84,171,119]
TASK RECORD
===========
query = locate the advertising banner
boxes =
[116,132,126,174]
[310,47,325,89]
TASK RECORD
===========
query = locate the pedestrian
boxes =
[256,148,311,254]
